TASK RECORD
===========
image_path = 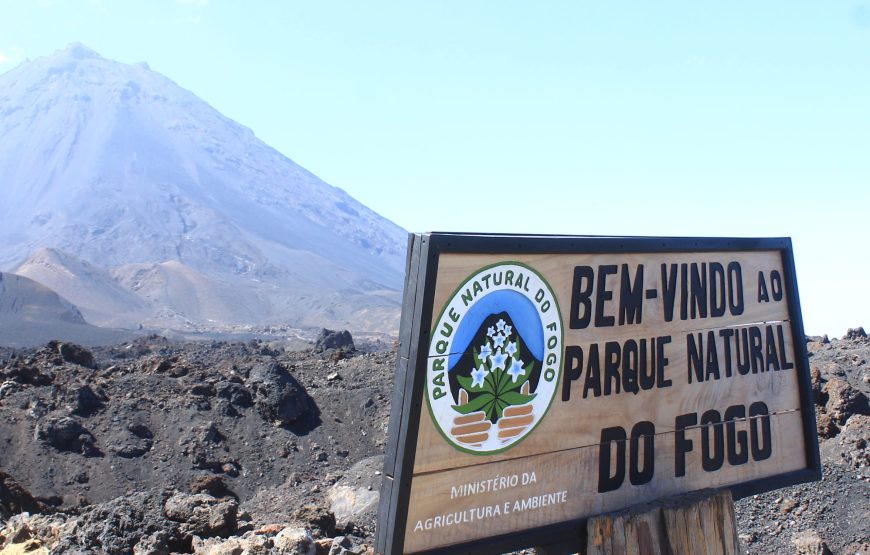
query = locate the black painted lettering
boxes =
[749,326,763,373]
[661,264,678,322]
[598,426,626,493]
[749,402,772,460]
[619,264,644,325]
[622,340,639,394]
[700,410,724,472]
[724,405,749,466]
[777,325,795,370]
[629,421,655,485]
[757,270,770,303]
[569,266,594,329]
[719,328,734,377]
[705,330,720,381]
[639,338,655,390]
[604,341,621,395]
[765,325,781,371]
[680,263,689,321]
[562,346,583,401]
[675,413,697,477]
[595,265,618,328]
[736,328,751,375]
[583,344,602,398]
[687,333,704,384]
[727,262,744,315]
[690,262,708,319]
[770,270,783,301]
[656,335,672,388]
[710,262,726,317]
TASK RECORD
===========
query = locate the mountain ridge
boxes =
[0,270,131,346]
[0,44,406,333]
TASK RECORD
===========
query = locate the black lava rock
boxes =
[68,385,103,416]
[55,342,96,369]
[35,416,99,456]
[314,329,355,353]
[215,381,253,409]
[248,362,312,424]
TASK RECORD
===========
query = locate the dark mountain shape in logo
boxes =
[448,311,543,423]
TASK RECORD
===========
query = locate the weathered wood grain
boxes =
[588,490,737,555]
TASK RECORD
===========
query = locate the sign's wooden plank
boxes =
[414,319,801,474]
[376,234,819,555]
[401,409,806,553]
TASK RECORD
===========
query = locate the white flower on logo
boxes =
[503,323,513,337]
[471,365,488,388]
[490,349,508,371]
[487,326,497,338]
[507,358,526,382]
[505,341,518,356]
[492,333,506,349]
[496,319,507,333]
[478,343,492,361]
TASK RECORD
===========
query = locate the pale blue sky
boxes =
[1,0,868,336]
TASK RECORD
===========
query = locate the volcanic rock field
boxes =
[0,330,867,554]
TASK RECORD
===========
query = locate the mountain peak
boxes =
[59,42,102,61]
[0,45,407,333]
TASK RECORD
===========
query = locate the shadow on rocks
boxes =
[0,471,49,521]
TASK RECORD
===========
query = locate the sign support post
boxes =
[583,488,739,555]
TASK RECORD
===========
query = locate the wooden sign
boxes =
[376,234,820,555]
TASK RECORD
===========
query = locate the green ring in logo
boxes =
[426,262,563,455]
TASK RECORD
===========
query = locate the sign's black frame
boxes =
[376,233,821,555]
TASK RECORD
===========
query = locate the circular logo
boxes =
[427,262,563,454]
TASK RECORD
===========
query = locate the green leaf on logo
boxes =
[452,392,493,414]
[500,390,537,406]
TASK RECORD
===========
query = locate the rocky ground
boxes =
[0,330,391,554]
[0,328,867,554]
[734,329,870,555]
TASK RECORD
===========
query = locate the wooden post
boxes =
[585,489,740,555]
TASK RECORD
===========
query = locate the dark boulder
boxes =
[55,342,96,369]
[824,378,870,425]
[35,416,99,456]
[107,422,153,458]
[68,384,103,416]
[248,362,312,425]
[314,329,355,354]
